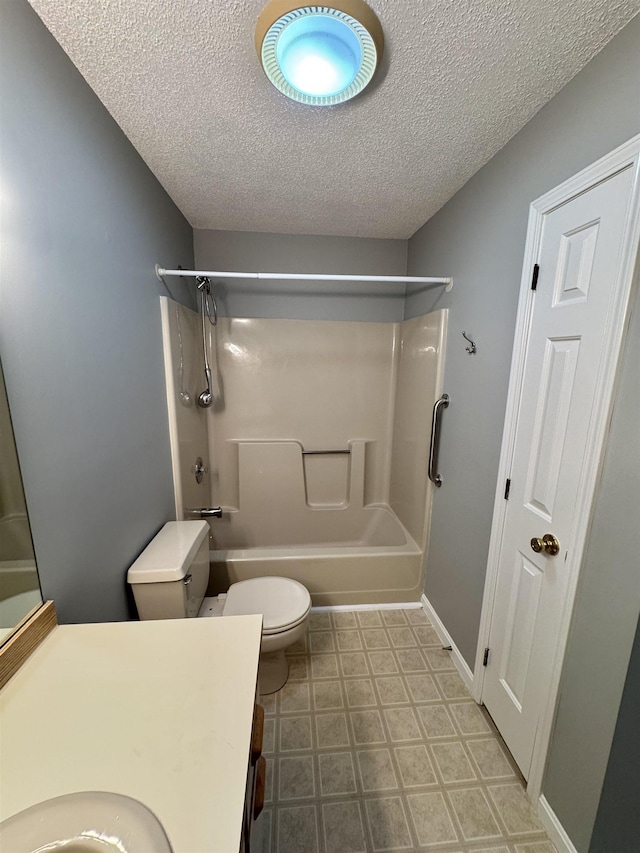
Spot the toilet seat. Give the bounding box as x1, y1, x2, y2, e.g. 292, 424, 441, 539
261, 608, 310, 636
222, 577, 311, 635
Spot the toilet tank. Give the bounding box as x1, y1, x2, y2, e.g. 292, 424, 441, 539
127, 521, 210, 620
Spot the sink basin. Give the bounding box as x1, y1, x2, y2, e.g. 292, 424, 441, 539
0, 791, 173, 852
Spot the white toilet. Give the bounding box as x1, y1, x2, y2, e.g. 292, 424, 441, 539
127, 520, 311, 693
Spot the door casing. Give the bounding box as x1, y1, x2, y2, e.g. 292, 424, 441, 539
473, 134, 640, 803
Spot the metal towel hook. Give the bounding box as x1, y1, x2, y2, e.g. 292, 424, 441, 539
462, 331, 477, 354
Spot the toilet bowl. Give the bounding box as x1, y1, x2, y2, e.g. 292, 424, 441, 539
221, 577, 311, 693
127, 521, 311, 694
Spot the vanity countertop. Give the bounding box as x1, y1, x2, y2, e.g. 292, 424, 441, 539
0, 615, 263, 852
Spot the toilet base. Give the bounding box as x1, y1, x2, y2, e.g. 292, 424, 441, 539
259, 649, 289, 694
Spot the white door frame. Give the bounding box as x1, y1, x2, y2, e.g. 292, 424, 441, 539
472, 134, 640, 802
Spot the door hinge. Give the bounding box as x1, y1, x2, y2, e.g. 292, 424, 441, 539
531, 263, 540, 291
504, 478, 511, 500
483, 648, 490, 666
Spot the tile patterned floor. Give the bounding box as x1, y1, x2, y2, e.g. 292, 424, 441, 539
258, 608, 557, 853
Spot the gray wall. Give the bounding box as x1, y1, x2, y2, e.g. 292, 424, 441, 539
405, 15, 640, 851
589, 615, 640, 853
194, 230, 407, 322
0, 1, 195, 623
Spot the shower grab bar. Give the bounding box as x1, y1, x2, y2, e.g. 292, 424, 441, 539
302, 449, 351, 455
428, 393, 450, 488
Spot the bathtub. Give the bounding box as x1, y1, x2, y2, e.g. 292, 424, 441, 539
208, 504, 424, 606
162, 308, 447, 608
0, 514, 34, 563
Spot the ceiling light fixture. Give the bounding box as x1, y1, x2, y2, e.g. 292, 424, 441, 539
256, 0, 384, 106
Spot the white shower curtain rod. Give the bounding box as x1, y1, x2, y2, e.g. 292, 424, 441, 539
155, 265, 453, 291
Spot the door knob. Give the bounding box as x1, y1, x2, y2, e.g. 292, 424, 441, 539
530, 534, 560, 556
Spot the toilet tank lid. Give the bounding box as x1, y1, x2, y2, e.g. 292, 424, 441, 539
127, 521, 209, 584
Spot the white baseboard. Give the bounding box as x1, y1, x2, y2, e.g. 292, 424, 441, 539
312, 602, 423, 613
537, 796, 578, 853
420, 594, 474, 693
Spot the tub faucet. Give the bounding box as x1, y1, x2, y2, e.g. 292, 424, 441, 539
192, 507, 223, 518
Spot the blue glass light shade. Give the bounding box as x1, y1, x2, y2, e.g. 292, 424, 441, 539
277, 15, 362, 97
258, 5, 381, 106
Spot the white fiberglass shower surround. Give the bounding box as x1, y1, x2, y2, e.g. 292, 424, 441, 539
160, 280, 448, 606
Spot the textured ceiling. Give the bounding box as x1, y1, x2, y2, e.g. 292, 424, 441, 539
28, 0, 638, 239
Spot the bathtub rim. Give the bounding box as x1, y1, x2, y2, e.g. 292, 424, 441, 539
209, 502, 420, 556
210, 540, 421, 562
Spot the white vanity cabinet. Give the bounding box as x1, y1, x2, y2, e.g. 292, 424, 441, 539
0, 616, 263, 853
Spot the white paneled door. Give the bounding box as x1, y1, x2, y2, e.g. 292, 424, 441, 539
480, 146, 639, 781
